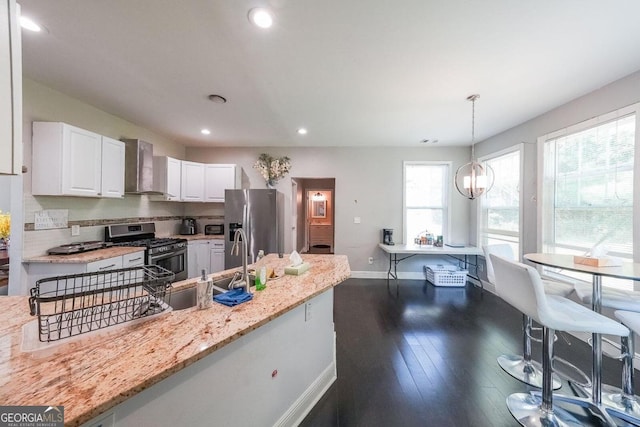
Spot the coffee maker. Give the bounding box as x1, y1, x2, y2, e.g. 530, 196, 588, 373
382, 229, 394, 245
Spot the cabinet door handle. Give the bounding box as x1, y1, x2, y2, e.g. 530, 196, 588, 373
127, 257, 142, 263
99, 264, 117, 270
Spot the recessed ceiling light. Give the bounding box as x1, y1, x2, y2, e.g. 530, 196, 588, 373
248, 8, 273, 29
208, 94, 227, 104
201, 129, 211, 135
20, 16, 42, 32
297, 128, 308, 135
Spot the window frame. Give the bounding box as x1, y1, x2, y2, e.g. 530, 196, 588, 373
477, 143, 524, 256
536, 102, 640, 289
402, 161, 451, 245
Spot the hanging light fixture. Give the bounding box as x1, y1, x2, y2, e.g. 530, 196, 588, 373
312, 192, 325, 201
454, 94, 494, 200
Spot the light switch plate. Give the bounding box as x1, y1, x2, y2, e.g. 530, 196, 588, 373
71, 224, 80, 236
354, 217, 361, 224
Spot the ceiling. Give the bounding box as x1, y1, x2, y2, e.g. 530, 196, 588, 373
17, 0, 640, 148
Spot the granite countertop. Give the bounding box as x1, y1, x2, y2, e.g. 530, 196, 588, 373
24, 246, 147, 264
0, 253, 351, 426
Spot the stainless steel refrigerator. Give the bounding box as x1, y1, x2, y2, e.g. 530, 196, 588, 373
224, 189, 285, 268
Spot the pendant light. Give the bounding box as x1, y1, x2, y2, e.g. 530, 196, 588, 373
454, 94, 494, 200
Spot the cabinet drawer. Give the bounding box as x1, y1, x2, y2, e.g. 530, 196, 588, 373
122, 251, 145, 268
86, 257, 123, 273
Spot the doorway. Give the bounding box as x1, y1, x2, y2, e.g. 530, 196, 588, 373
291, 178, 335, 254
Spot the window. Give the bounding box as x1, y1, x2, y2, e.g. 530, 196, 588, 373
403, 162, 450, 244
478, 145, 522, 255
539, 104, 638, 289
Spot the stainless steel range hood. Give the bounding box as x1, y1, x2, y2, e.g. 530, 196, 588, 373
122, 139, 159, 194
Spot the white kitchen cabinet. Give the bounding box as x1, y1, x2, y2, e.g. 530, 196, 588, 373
26, 250, 145, 291
204, 164, 239, 202
100, 136, 125, 198
180, 161, 205, 202
0, 0, 21, 175
209, 241, 225, 273
187, 239, 224, 277
187, 240, 208, 278
32, 122, 126, 198
152, 156, 181, 201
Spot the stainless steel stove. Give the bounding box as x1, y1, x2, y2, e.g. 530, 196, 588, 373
105, 223, 187, 281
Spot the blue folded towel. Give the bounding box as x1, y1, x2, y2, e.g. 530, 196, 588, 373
213, 288, 253, 307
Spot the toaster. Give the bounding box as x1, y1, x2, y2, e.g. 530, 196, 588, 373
204, 224, 224, 235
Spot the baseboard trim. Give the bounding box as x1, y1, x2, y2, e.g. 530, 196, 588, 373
275, 357, 337, 427
350, 271, 425, 280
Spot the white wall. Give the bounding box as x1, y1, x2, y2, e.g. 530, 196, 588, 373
474, 69, 640, 258
186, 146, 472, 273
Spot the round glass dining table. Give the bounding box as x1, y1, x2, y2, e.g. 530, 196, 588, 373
524, 253, 640, 408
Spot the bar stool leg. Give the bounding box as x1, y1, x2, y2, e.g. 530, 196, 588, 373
506, 328, 582, 426
498, 314, 562, 390
601, 331, 640, 424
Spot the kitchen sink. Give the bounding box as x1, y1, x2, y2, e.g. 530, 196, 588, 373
169, 276, 238, 310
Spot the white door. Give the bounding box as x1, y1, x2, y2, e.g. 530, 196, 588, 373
204, 164, 235, 202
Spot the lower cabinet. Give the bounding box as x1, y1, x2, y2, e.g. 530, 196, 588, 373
81, 289, 336, 427
26, 251, 145, 292
187, 239, 225, 278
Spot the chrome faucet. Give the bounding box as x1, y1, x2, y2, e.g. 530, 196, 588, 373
230, 228, 251, 294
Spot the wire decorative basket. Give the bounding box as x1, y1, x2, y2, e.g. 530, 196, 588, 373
28, 265, 175, 342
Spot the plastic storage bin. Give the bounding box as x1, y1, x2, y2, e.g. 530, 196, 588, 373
424, 263, 468, 287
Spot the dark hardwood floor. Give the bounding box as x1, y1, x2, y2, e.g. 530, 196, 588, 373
300, 278, 636, 427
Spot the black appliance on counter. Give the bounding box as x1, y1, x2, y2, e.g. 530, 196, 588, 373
382, 228, 395, 245
179, 218, 197, 235
204, 224, 224, 235
105, 222, 187, 281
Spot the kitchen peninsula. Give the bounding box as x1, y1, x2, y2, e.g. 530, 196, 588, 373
0, 254, 350, 426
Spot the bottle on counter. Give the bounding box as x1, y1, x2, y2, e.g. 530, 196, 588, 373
257, 249, 265, 262
255, 266, 267, 291
197, 269, 213, 309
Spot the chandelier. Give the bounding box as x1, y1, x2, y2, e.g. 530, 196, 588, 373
454, 94, 494, 199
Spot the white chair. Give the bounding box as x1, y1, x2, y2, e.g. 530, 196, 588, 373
491, 254, 629, 427
484, 244, 574, 389
574, 282, 640, 312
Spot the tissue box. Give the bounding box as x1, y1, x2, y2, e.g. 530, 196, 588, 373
573, 256, 622, 267
284, 262, 310, 275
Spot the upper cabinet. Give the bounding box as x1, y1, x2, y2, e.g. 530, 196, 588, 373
152, 156, 182, 201
0, 0, 22, 175
100, 136, 126, 198
181, 161, 205, 202
152, 159, 240, 203
32, 122, 125, 197
204, 164, 239, 202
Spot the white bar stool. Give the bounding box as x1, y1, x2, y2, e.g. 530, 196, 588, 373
491, 254, 629, 427
484, 244, 574, 390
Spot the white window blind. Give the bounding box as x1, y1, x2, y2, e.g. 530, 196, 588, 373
403, 162, 449, 244
479, 146, 522, 255
540, 106, 637, 289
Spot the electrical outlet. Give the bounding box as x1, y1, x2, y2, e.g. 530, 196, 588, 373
305, 302, 312, 321
368, 257, 373, 264
71, 225, 80, 236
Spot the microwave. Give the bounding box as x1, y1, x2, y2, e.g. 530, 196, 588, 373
204, 224, 224, 235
